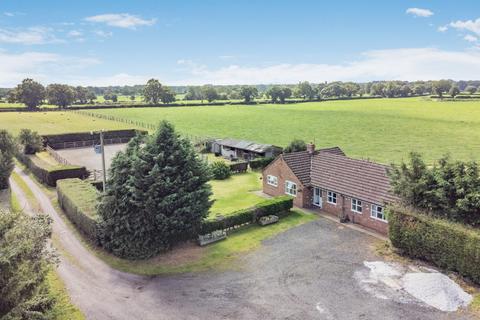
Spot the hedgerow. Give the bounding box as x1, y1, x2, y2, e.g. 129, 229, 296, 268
200, 196, 293, 234
57, 178, 100, 242
388, 205, 480, 284
249, 157, 274, 170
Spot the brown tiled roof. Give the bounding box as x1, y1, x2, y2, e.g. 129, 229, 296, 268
310, 152, 398, 205
282, 151, 312, 185
317, 146, 345, 156
281, 146, 346, 185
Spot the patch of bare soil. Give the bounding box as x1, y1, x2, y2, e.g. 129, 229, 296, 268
147, 241, 206, 267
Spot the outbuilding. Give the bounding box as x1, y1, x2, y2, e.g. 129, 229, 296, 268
211, 138, 282, 161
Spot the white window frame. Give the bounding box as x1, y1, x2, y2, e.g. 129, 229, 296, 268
285, 180, 297, 197
327, 191, 337, 204
371, 204, 387, 222
266, 175, 278, 187
351, 198, 362, 213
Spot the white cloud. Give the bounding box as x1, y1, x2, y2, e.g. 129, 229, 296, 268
4, 12, 14, 17
4, 48, 480, 87
438, 25, 448, 32
449, 18, 480, 36
174, 48, 480, 85
68, 30, 82, 37
464, 34, 478, 43
69, 73, 150, 86
406, 8, 434, 18
0, 27, 61, 45
85, 13, 156, 29
0, 51, 100, 87
94, 30, 113, 38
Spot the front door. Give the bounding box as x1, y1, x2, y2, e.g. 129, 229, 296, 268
313, 187, 322, 208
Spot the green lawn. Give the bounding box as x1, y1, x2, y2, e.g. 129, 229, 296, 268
85, 97, 480, 164
0, 111, 133, 135
208, 171, 264, 219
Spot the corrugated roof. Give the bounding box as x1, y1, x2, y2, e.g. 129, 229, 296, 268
216, 139, 278, 153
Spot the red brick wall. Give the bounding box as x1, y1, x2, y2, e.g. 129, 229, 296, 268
262, 157, 310, 208
315, 188, 388, 235
263, 158, 389, 235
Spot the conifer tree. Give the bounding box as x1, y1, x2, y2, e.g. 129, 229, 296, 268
98, 122, 212, 259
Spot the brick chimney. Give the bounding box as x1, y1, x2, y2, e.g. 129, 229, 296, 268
306, 142, 315, 154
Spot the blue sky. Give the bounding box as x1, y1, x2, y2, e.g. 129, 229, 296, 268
1, 0, 480, 86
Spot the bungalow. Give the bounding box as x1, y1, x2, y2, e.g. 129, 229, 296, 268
262, 144, 398, 234
211, 139, 282, 161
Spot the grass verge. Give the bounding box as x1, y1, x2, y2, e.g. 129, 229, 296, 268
94, 210, 317, 275
45, 270, 85, 320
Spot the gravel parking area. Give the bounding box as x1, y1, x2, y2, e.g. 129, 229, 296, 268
56, 143, 127, 171
148, 219, 471, 320
12, 167, 474, 319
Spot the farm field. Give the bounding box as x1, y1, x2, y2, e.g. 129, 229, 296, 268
0, 111, 132, 135
86, 97, 480, 164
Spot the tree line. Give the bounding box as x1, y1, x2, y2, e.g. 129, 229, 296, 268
3, 78, 480, 109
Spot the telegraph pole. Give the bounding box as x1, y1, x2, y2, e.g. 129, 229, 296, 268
99, 130, 106, 193
91, 130, 107, 192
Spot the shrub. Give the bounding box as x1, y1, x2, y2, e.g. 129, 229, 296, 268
57, 179, 99, 242
210, 161, 231, 180
18, 129, 43, 154
284, 139, 307, 153
249, 157, 274, 170
0, 151, 14, 190
200, 196, 293, 234
388, 205, 480, 284
389, 153, 480, 226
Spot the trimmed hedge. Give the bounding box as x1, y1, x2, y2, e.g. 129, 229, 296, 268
200, 196, 293, 234
388, 205, 480, 284
229, 161, 248, 174
57, 178, 100, 242
249, 157, 274, 170
16, 152, 87, 187
42, 129, 147, 149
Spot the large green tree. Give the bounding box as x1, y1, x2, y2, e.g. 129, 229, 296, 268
0, 130, 15, 189
201, 86, 219, 103
98, 122, 212, 259
46, 84, 76, 108
143, 79, 176, 104
295, 81, 315, 100
266, 86, 291, 103
0, 210, 55, 319
432, 80, 452, 98
13, 79, 46, 109
18, 129, 42, 155
239, 86, 258, 103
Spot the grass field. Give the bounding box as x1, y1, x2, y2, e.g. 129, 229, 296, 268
0, 111, 132, 135
85, 97, 480, 164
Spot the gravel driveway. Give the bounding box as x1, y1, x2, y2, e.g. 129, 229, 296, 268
10, 167, 473, 320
